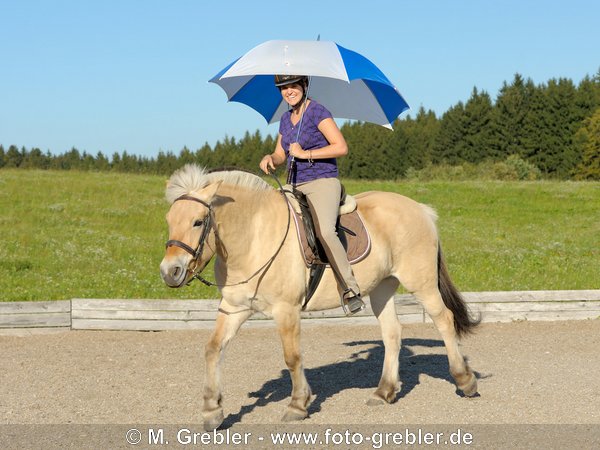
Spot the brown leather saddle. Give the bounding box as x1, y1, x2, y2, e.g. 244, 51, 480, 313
286, 186, 371, 308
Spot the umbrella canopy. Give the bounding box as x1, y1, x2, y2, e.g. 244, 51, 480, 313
209, 40, 409, 128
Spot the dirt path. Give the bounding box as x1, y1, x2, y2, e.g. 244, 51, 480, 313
1, 320, 599, 448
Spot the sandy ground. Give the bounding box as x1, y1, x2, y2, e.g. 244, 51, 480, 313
1, 320, 599, 448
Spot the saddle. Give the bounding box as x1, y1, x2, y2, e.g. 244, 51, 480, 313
285, 185, 371, 308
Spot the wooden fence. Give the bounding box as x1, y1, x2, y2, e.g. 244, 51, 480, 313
1, 290, 599, 332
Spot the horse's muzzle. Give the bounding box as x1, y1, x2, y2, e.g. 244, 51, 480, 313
160, 257, 189, 288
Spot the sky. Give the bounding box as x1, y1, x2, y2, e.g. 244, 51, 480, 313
1, 0, 599, 158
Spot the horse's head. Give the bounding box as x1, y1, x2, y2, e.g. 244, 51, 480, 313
160, 181, 222, 288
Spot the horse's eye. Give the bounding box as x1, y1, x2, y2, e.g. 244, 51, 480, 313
193, 219, 204, 228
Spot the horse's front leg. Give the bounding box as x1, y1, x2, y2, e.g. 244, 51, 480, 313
202, 302, 253, 431
272, 304, 312, 422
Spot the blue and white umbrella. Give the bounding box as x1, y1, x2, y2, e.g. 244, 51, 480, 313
209, 40, 409, 129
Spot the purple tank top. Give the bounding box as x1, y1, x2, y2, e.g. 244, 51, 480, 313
279, 100, 339, 184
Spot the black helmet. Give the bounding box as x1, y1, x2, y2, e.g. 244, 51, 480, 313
274, 74, 308, 88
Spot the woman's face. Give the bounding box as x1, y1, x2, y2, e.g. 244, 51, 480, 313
279, 83, 304, 107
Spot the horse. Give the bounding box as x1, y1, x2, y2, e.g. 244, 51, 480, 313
159, 164, 479, 430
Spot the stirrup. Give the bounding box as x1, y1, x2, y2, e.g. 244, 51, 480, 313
341, 289, 365, 316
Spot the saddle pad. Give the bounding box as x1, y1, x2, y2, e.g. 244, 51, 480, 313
289, 205, 371, 267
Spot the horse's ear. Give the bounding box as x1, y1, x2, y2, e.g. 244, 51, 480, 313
197, 181, 223, 204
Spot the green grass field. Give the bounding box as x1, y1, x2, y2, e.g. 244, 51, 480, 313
1, 169, 598, 301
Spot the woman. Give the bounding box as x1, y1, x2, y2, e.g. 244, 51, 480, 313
259, 74, 364, 315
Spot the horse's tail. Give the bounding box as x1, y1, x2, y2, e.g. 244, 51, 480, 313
437, 244, 481, 337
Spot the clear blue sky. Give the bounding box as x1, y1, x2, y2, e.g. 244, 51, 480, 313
1, 0, 598, 158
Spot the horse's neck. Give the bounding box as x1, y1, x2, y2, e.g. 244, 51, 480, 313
214, 186, 286, 262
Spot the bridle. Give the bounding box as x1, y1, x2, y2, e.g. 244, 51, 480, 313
164, 174, 292, 288
165, 194, 214, 280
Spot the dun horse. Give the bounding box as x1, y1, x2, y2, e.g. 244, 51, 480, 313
160, 164, 479, 430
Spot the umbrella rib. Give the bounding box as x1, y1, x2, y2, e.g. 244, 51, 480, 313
226, 76, 255, 101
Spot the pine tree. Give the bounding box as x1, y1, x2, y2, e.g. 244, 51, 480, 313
432, 101, 466, 164
195, 143, 214, 168
95, 152, 110, 171
5, 145, 24, 167
574, 108, 600, 180
528, 78, 579, 177
391, 107, 439, 174
461, 88, 496, 162
491, 74, 536, 160
179, 147, 195, 166
22, 147, 49, 169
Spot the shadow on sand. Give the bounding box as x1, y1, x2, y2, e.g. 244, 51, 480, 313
221, 338, 482, 428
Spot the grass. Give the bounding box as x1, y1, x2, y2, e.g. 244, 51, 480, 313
0, 169, 598, 302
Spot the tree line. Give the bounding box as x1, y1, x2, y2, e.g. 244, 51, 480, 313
2, 71, 599, 180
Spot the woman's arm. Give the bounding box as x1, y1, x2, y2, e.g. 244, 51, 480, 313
259, 134, 287, 173
288, 117, 348, 160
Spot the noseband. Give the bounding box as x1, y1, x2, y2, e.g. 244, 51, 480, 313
165, 195, 214, 271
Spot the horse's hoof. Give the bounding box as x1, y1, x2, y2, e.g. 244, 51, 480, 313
203, 410, 224, 431
460, 375, 478, 397
368, 386, 396, 405
282, 408, 308, 422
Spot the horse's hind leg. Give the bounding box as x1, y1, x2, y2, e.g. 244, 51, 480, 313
202, 303, 253, 431
415, 287, 477, 396
368, 277, 402, 405
272, 303, 312, 422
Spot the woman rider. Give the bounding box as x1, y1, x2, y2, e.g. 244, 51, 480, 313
259, 74, 364, 315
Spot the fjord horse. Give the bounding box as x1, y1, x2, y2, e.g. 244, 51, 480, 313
159, 164, 478, 430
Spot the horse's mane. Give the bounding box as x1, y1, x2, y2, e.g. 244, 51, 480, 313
165, 164, 273, 204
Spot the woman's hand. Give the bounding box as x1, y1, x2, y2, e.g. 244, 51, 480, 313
259, 134, 287, 173
259, 154, 276, 174
289, 143, 309, 160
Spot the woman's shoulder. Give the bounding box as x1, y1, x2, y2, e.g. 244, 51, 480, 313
279, 109, 292, 129
308, 100, 333, 121
281, 108, 292, 120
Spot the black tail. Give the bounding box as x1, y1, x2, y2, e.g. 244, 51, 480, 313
437, 244, 481, 337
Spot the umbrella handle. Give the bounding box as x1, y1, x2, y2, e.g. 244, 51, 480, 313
286, 74, 312, 186
286, 159, 296, 185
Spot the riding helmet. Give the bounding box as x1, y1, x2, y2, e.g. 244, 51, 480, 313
274, 74, 309, 88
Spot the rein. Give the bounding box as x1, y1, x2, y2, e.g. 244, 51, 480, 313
165, 171, 292, 289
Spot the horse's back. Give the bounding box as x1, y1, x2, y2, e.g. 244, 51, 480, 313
355, 190, 436, 224
354, 190, 439, 250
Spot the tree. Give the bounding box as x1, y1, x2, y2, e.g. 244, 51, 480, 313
490, 74, 537, 160
340, 121, 394, 179
575, 74, 600, 120
574, 108, 600, 180
525, 78, 579, 177
178, 146, 195, 166
21, 147, 49, 169
155, 150, 179, 175
4, 145, 24, 167
461, 88, 496, 162
95, 152, 110, 171
432, 101, 466, 164
392, 107, 439, 174
195, 143, 214, 168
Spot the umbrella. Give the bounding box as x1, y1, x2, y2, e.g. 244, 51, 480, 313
209, 40, 409, 129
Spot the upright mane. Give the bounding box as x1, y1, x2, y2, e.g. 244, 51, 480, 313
165, 164, 273, 204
